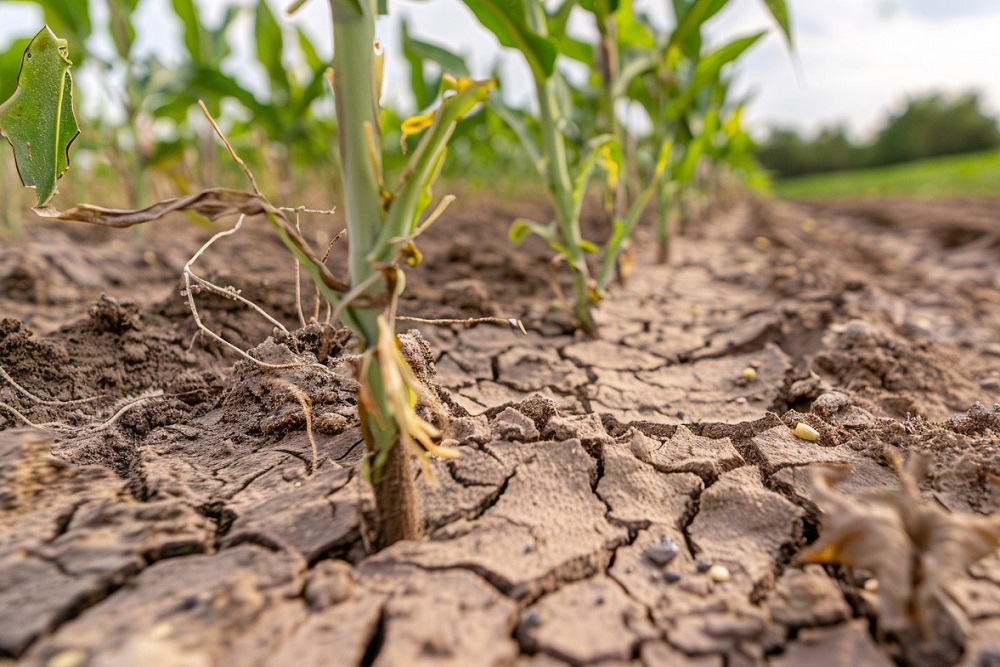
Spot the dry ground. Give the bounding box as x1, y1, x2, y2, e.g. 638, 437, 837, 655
2, 194, 1000, 666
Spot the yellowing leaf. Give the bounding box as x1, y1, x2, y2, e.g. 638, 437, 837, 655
599, 144, 619, 189
401, 109, 436, 135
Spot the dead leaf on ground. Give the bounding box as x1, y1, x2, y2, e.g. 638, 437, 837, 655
803, 450, 1000, 666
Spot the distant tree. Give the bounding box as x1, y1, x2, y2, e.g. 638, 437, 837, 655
756, 124, 864, 178
756, 91, 1000, 178
870, 92, 1000, 165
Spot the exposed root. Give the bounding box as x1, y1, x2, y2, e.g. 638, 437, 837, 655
0, 365, 102, 406
272, 379, 319, 475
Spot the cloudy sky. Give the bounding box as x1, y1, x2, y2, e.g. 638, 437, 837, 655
2, 0, 999, 139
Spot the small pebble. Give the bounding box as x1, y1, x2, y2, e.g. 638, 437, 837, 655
664, 569, 682, 583
696, 558, 710, 573
521, 610, 542, 628
149, 622, 173, 640
708, 564, 730, 582
645, 535, 681, 566
793, 422, 820, 441
742, 367, 757, 380
46, 650, 88, 667
863, 578, 879, 593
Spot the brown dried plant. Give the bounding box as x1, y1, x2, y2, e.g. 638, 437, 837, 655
804, 450, 1000, 664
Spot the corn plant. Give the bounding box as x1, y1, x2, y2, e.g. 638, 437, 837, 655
1, 7, 491, 546
629, 0, 792, 260
458, 0, 790, 333
458, 0, 616, 334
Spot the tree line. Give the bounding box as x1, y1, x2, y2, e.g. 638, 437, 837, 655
756, 92, 1000, 178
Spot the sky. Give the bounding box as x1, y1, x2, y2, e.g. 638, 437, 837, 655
1, 0, 999, 140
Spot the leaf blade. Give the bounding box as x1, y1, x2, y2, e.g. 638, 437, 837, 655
0, 27, 81, 207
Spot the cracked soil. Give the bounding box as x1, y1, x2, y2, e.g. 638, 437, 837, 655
2, 194, 1000, 666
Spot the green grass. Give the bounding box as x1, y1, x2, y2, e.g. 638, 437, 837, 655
773, 150, 1000, 199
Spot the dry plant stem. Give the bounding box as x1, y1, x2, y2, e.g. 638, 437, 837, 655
0, 402, 56, 429
197, 100, 262, 196
1, 390, 163, 432
396, 315, 528, 334
293, 214, 308, 328
92, 391, 164, 431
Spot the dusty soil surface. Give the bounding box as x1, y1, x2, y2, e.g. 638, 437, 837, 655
2, 193, 1000, 666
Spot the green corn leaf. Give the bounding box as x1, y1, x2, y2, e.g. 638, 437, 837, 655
296, 27, 324, 72
9, 1, 93, 64
107, 0, 140, 60
671, 31, 764, 118
760, 0, 793, 47
371, 78, 494, 262
255, 0, 290, 106
547, 0, 576, 34
0, 27, 80, 207
401, 20, 432, 110
486, 95, 546, 180
171, 0, 206, 64
509, 217, 557, 244
669, 0, 729, 58
402, 19, 470, 110
613, 51, 657, 101
401, 24, 470, 78
459, 0, 557, 80
547, 1, 595, 64
614, 0, 655, 51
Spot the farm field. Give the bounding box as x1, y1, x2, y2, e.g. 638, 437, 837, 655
773, 150, 1000, 199
3, 192, 1000, 666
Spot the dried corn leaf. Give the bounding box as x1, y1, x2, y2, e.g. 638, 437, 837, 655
34, 187, 349, 295
803, 451, 1000, 665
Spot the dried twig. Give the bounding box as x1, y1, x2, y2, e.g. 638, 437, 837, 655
395, 315, 527, 334
198, 100, 261, 196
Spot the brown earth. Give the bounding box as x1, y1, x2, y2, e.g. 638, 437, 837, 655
2, 192, 1000, 666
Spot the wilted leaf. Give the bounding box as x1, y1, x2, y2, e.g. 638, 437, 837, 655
803, 451, 1000, 664
0, 27, 80, 207
34, 187, 349, 296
